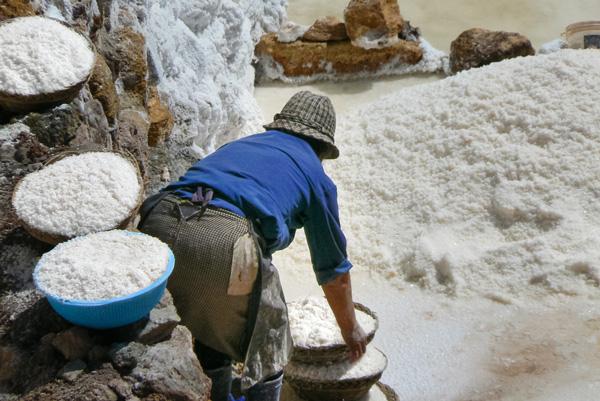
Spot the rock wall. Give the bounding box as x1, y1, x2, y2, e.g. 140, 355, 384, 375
0, 0, 286, 399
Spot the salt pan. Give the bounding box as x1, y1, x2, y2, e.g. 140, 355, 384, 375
288, 297, 378, 347
35, 230, 169, 301
285, 345, 387, 381
13, 152, 141, 238
0, 16, 95, 96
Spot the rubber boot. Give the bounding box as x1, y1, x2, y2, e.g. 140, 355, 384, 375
204, 365, 233, 401
245, 371, 283, 401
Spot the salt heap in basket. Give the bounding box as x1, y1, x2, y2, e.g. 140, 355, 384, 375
12, 151, 142, 244
0, 16, 96, 112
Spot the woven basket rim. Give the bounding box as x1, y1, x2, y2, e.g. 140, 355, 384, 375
285, 346, 388, 387
0, 16, 96, 110
11, 147, 144, 245
375, 382, 399, 401
291, 301, 379, 363
286, 371, 384, 390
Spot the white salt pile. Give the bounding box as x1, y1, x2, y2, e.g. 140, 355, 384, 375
0, 16, 95, 96
286, 345, 387, 381
36, 230, 170, 301
288, 297, 377, 347
13, 152, 141, 238
275, 50, 600, 302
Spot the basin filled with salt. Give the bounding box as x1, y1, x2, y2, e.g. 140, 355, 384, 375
0, 16, 96, 113
34, 230, 174, 329
12, 150, 143, 244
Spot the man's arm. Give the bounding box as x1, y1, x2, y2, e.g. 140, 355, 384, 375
322, 272, 367, 360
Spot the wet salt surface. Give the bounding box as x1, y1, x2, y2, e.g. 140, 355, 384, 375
280, 269, 600, 401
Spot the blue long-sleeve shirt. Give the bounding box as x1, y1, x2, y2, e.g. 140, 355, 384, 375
163, 130, 352, 285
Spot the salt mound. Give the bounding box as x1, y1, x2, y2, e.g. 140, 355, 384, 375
286, 345, 387, 381
36, 230, 169, 301
288, 297, 378, 348
276, 50, 600, 301
0, 16, 95, 96
13, 152, 141, 238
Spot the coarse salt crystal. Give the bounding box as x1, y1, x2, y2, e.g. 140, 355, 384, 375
288, 296, 378, 348
35, 230, 169, 301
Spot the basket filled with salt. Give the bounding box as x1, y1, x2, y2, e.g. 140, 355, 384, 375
33, 230, 174, 329
12, 148, 143, 245
285, 346, 388, 401
288, 297, 379, 363
0, 16, 96, 113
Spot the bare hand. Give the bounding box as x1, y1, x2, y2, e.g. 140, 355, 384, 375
341, 322, 367, 361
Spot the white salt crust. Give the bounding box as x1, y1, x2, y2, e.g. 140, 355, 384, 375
274, 50, 600, 302
285, 345, 387, 381
36, 230, 169, 301
13, 152, 140, 238
277, 20, 309, 43
288, 297, 377, 348
0, 16, 95, 96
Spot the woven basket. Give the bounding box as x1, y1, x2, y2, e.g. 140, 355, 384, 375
375, 382, 399, 401
11, 147, 144, 245
285, 348, 387, 401
291, 302, 379, 364
0, 17, 96, 114
282, 381, 398, 401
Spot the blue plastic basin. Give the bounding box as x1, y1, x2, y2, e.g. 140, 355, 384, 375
33, 232, 175, 330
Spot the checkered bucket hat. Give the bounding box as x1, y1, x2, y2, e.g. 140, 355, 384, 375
264, 91, 339, 159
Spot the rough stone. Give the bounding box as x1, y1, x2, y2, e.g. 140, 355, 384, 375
0, 0, 36, 22
450, 28, 535, 73
114, 109, 150, 178
96, 26, 148, 108
135, 290, 180, 345
19, 367, 122, 401
255, 32, 422, 77
58, 359, 87, 383
87, 345, 110, 367
0, 346, 21, 381
0, 331, 64, 394
109, 342, 146, 373
147, 87, 174, 147
21, 94, 111, 149
5, 293, 68, 347
303, 16, 348, 42
108, 377, 138, 401
129, 326, 210, 401
344, 0, 404, 46
88, 53, 120, 122
52, 327, 94, 361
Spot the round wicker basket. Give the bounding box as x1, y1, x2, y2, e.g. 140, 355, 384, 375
285, 348, 388, 401
11, 147, 144, 245
0, 17, 96, 114
291, 302, 379, 364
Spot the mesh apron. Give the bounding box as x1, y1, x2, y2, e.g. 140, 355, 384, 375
139, 195, 292, 388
